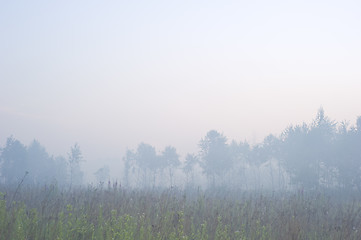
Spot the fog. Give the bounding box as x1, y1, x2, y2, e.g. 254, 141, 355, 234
1, 108, 361, 192
1, 1, 361, 188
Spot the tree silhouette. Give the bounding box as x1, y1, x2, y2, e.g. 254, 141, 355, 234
135, 143, 158, 187
123, 149, 136, 187
333, 116, 361, 191
68, 143, 84, 187
281, 124, 315, 188
53, 155, 68, 185
199, 130, 232, 187
0, 136, 27, 184
280, 108, 338, 189
27, 140, 53, 184
228, 140, 251, 188
162, 146, 180, 187
183, 153, 198, 187
357, 116, 361, 132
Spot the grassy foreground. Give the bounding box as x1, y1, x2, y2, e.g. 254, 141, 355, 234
0, 184, 361, 240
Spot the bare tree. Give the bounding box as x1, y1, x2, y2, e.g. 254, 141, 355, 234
68, 143, 84, 187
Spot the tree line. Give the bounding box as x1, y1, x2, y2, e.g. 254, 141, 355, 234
0, 139, 83, 187
123, 108, 361, 191
1, 107, 361, 191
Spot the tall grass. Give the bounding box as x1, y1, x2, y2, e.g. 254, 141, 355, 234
0, 183, 360, 239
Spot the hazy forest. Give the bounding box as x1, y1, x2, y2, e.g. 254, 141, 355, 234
1, 107, 361, 191
1, 108, 361, 239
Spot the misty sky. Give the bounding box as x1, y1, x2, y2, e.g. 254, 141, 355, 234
1, 0, 361, 176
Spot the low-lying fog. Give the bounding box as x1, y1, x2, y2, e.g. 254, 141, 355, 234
1, 1, 361, 191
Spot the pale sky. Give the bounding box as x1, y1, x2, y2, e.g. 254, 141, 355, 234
1, 0, 361, 178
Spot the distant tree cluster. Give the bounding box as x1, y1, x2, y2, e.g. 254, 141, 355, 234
123, 108, 361, 191
123, 143, 180, 188
1, 108, 360, 192
278, 108, 361, 191
0, 138, 84, 186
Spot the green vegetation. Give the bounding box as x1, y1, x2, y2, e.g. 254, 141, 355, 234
1, 184, 360, 240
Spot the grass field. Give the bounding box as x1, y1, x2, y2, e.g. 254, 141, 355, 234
1, 183, 361, 240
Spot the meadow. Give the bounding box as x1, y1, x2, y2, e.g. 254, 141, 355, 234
1, 183, 361, 240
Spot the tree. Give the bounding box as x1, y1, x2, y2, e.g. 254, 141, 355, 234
280, 108, 337, 189
135, 143, 158, 187
308, 107, 337, 188
68, 143, 84, 187
123, 149, 136, 187
199, 130, 232, 187
280, 124, 315, 188
183, 153, 198, 187
53, 156, 68, 185
357, 116, 361, 132
228, 140, 251, 189
333, 116, 361, 191
162, 146, 180, 187
27, 140, 53, 184
0, 137, 28, 184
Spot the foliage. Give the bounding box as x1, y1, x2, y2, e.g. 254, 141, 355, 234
124, 143, 180, 188
0, 137, 68, 186
2, 107, 361, 191
162, 146, 180, 187
183, 154, 198, 186
199, 130, 232, 187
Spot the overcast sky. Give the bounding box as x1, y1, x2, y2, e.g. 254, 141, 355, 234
1, 0, 361, 177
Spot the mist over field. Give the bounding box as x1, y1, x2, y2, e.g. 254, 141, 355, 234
1, 1, 361, 239
1, 0, 361, 183
1, 107, 361, 191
